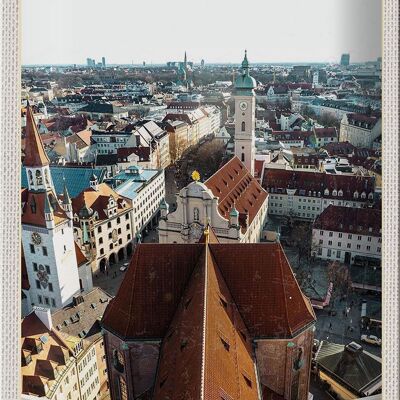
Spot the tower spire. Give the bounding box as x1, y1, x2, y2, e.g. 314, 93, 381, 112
24, 102, 50, 167
242, 49, 249, 75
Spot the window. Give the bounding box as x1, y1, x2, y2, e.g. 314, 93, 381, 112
99, 238, 103, 244
117, 217, 121, 224
356, 244, 361, 250
109, 244, 113, 250
318, 248, 322, 255
38, 295, 43, 304
98, 226, 102, 233
51, 298, 56, 307
48, 283, 53, 292
348, 234, 352, 239
193, 208, 200, 222
367, 246, 371, 251
107, 222, 111, 229
241, 121, 245, 131
42, 246, 48, 256
327, 249, 332, 257
337, 251, 341, 258
329, 232, 333, 237
125, 213, 129, 220
357, 236, 362, 241
319, 239, 323, 245
338, 233, 342, 238
100, 248, 104, 255
328, 241, 332, 246
45, 265, 50, 274
36, 280, 41, 289
241, 153, 245, 162
44, 297, 49, 305
30, 244, 35, 254
320, 231, 324, 236
377, 247, 381, 253
338, 242, 342, 247
33, 262, 38, 272
127, 234, 131, 240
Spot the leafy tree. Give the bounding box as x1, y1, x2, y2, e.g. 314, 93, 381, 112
327, 261, 352, 309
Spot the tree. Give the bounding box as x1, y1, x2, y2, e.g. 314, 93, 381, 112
327, 261, 352, 309
289, 222, 313, 268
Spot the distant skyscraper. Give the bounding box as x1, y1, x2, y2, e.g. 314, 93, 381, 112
201, 59, 205, 68
102, 57, 106, 67
340, 53, 350, 66
86, 58, 91, 67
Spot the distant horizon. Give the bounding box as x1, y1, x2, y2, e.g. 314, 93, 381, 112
23, 0, 382, 65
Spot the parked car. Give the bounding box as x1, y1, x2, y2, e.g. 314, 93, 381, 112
120, 263, 129, 272
361, 334, 382, 346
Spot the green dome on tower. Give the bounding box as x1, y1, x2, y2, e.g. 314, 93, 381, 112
235, 50, 256, 90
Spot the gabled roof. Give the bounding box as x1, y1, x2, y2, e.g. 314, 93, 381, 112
24, 104, 50, 167
205, 156, 268, 233
102, 241, 315, 398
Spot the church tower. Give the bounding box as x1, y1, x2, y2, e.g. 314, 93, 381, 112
234, 50, 256, 176
21, 103, 81, 312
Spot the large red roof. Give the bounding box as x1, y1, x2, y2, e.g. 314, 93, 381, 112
263, 169, 375, 201
205, 156, 268, 233
313, 205, 381, 237
102, 241, 315, 399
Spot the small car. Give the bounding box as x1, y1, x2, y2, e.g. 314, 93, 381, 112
361, 334, 382, 346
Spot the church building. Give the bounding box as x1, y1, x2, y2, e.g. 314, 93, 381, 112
21, 104, 82, 313
158, 156, 268, 243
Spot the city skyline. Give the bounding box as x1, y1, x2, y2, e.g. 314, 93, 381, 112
23, 0, 382, 65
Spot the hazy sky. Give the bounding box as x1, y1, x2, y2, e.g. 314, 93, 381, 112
22, 0, 382, 65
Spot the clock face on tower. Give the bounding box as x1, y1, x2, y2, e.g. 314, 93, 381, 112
239, 101, 248, 111
31, 232, 42, 245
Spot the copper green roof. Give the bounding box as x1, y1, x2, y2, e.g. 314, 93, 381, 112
235, 50, 256, 90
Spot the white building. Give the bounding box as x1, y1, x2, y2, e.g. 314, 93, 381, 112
111, 166, 165, 238
234, 50, 257, 176
21, 104, 81, 312
312, 205, 381, 264
263, 169, 376, 221
158, 156, 268, 244
340, 113, 382, 148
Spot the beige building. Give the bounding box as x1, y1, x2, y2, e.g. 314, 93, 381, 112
340, 114, 382, 148
159, 156, 268, 244
72, 176, 134, 273
21, 307, 97, 400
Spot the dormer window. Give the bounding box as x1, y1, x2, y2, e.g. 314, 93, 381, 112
332, 190, 337, 196
338, 190, 343, 197
324, 189, 329, 196
361, 192, 366, 199
354, 191, 359, 199
368, 193, 374, 199
36, 342, 43, 354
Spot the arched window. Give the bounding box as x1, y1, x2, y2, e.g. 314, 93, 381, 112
354, 191, 359, 199
44, 169, 50, 185
35, 170, 43, 185
241, 121, 245, 132
28, 170, 33, 185
112, 349, 124, 373
241, 153, 245, 162
193, 207, 199, 222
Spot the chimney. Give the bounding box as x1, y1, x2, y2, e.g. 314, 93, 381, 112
33, 306, 53, 331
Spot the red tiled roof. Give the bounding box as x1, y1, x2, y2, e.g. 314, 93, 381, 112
347, 113, 379, 126
205, 157, 268, 233
323, 142, 356, 156
272, 131, 313, 141
72, 183, 132, 223
103, 241, 315, 399
102, 243, 315, 340
74, 242, 88, 267
24, 104, 50, 167
314, 127, 338, 138
254, 159, 265, 179
313, 205, 381, 237
22, 190, 69, 228
293, 154, 320, 167
117, 147, 151, 162
263, 169, 375, 201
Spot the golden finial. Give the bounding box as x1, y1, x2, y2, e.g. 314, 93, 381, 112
191, 170, 201, 182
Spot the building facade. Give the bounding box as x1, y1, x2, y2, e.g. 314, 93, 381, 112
340, 114, 382, 148
158, 157, 268, 244
263, 169, 375, 221
312, 205, 381, 264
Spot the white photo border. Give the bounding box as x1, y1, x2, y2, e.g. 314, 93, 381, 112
0, 0, 398, 399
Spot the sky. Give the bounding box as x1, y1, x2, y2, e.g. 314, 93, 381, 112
22, 0, 382, 65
